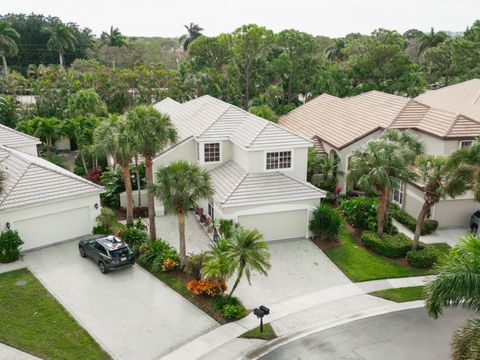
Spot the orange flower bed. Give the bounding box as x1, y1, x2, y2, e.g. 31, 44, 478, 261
162, 258, 179, 272
187, 279, 227, 297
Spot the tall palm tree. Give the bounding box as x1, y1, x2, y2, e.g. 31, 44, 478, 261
325, 38, 346, 62
201, 239, 234, 290
150, 161, 213, 265
425, 234, 480, 360
126, 106, 177, 240
180, 23, 203, 51
226, 228, 271, 298
419, 27, 447, 55
412, 155, 464, 249
100, 26, 128, 47
93, 119, 136, 225
46, 23, 77, 67
348, 138, 417, 236
447, 138, 480, 202
0, 21, 20, 81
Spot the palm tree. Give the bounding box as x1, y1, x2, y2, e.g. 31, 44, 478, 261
419, 27, 447, 55
46, 23, 77, 67
201, 239, 234, 290
425, 234, 480, 360
226, 228, 271, 298
93, 119, 136, 225
126, 106, 177, 240
325, 38, 346, 62
412, 155, 464, 249
150, 161, 213, 265
180, 23, 204, 51
447, 138, 480, 202
0, 21, 20, 81
100, 26, 128, 47
348, 138, 417, 236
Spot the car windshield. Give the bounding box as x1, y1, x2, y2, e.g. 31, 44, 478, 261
109, 247, 131, 258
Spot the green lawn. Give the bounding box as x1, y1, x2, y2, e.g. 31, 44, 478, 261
323, 228, 450, 282
370, 286, 426, 302
0, 268, 110, 360
240, 323, 277, 340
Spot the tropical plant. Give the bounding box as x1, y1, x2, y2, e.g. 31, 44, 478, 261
17, 116, 62, 155
0, 20, 20, 80
100, 26, 127, 47
93, 118, 136, 224
126, 106, 177, 240
425, 234, 480, 359
325, 38, 346, 62
201, 239, 234, 286
150, 161, 213, 265
45, 22, 77, 67
310, 155, 338, 192
0, 229, 24, 263
180, 23, 203, 51
447, 138, 480, 202
226, 228, 271, 298
309, 204, 342, 241
67, 88, 108, 118
419, 28, 447, 55
0, 95, 19, 127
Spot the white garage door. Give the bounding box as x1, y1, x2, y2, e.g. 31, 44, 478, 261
15, 207, 92, 250
238, 210, 307, 241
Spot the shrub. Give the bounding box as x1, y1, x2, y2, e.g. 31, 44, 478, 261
361, 231, 412, 258
121, 228, 148, 249
92, 225, 111, 235
212, 296, 242, 311
309, 204, 342, 241
187, 279, 227, 297
138, 239, 179, 268
390, 204, 439, 235
162, 258, 179, 272
0, 230, 24, 263
96, 208, 116, 229
184, 252, 206, 280
422, 220, 439, 235
406, 246, 437, 268
222, 304, 246, 320
340, 197, 394, 233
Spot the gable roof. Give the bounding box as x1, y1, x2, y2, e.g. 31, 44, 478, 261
0, 124, 41, 148
415, 79, 480, 121
154, 95, 311, 150
209, 161, 325, 207
0, 146, 103, 211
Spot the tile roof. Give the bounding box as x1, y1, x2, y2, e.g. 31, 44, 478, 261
0, 146, 103, 210
0, 124, 41, 148
415, 79, 480, 121
209, 161, 325, 206
154, 95, 311, 150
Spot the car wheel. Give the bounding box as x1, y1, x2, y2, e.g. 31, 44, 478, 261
79, 247, 86, 258
472, 226, 478, 235
98, 261, 108, 274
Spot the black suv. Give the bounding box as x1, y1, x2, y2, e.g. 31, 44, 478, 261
471, 210, 480, 235
79, 235, 134, 274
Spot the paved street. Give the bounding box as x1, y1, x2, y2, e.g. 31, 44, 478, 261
260, 308, 472, 360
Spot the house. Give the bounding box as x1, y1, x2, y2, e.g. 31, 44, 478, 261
279, 80, 480, 228
152, 95, 326, 241
0, 126, 103, 251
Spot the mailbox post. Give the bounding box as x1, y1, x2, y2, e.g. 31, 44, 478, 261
253, 305, 270, 333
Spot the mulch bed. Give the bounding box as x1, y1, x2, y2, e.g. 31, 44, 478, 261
115, 207, 148, 221
310, 237, 341, 251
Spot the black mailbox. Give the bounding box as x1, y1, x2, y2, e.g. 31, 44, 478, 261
259, 305, 270, 315
253, 308, 264, 318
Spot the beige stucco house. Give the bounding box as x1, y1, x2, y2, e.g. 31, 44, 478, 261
279, 80, 480, 228
152, 95, 325, 241
0, 126, 103, 251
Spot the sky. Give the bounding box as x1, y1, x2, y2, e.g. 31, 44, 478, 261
1, 0, 479, 38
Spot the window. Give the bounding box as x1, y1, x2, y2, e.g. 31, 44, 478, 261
460, 140, 473, 149
208, 198, 214, 219
392, 181, 404, 206
204, 143, 220, 163
94, 242, 107, 254
266, 151, 292, 170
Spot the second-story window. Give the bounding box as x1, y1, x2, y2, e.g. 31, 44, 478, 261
266, 151, 292, 170
204, 143, 220, 162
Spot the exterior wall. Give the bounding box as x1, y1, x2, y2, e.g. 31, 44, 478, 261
0, 194, 101, 251
403, 183, 425, 222
434, 198, 479, 228
232, 143, 249, 171
54, 136, 71, 151
12, 144, 38, 157
120, 189, 148, 208
199, 140, 232, 171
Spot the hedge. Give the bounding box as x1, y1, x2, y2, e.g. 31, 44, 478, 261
406, 246, 438, 268
390, 204, 439, 235
361, 231, 412, 258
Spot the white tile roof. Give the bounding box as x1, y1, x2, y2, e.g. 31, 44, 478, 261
154, 95, 311, 150
0, 124, 41, 148
0, 146, 103, 210
209, 161, 325, 206
415, 79, 480, 122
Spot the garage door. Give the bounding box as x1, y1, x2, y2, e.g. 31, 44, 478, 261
14, 207, 92, 250
238, 210, 307, 241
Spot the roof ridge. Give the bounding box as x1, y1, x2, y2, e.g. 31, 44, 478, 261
0, 124, 41, 144
197, 106, 234, 138
222, 165, 249, 204
246, 121, 269, 148
0, 153, 32, 206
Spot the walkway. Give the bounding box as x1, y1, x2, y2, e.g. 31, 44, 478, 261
0, 343, 41, 360
161, 275, 435, 359
393, 219, 468, 247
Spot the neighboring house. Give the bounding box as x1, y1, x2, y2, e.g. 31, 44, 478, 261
153, 95, 325, 241
0, 126, 103, 251
279, 80, 480, 228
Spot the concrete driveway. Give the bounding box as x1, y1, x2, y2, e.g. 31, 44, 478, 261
16, 241, 217, 360
261, 308, 472, 360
